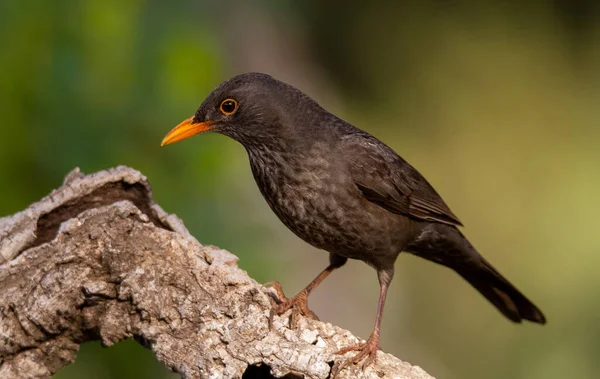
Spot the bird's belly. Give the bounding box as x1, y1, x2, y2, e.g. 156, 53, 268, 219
266, 183, 410, 265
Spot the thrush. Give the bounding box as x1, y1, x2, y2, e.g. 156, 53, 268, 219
161, 72, 546, 374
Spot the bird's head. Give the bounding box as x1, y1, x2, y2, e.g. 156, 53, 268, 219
161, 73, 323, 149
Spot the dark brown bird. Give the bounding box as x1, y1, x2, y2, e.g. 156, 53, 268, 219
161, 72, 546, 373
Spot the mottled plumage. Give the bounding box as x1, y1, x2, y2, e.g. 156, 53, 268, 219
162, 72, 546, 374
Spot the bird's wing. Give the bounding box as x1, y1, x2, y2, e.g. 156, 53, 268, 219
341, 133, 462, 226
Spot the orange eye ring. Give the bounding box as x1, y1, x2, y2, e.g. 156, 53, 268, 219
219, 98, 238, 115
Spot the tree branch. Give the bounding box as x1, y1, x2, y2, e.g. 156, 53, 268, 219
0, 166, 434, 379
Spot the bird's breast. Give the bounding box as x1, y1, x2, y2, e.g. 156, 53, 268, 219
247, 146, 409, 264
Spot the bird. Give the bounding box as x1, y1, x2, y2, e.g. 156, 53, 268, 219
161, 72, 546, 374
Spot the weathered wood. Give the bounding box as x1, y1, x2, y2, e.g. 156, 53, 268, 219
0, 166, 434, 379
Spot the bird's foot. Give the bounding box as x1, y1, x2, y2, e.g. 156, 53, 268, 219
332, 335, 379, 377
264, 281, 319, 329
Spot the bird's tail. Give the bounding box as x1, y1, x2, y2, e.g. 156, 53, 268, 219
455, 255, 546, 324
407, 224, 546, 324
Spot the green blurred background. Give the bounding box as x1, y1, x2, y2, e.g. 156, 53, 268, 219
1, 1, 599, 378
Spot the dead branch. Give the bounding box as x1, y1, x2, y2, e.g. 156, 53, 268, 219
0, 166, 434, 379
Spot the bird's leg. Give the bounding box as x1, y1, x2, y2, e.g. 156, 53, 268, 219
332, 268, 393, 376
266, 264, 336, 327
266, 254, 347, 328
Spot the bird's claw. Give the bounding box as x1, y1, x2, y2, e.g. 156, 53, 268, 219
264, 281, 287, 303
264, 281, 319, 329
331, 337, 379, 377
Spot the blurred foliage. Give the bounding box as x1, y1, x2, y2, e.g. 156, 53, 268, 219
56, 341, 178, 379
1, 1, 599, 378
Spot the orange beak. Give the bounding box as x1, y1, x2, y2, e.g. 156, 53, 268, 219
161, 117, 215, 146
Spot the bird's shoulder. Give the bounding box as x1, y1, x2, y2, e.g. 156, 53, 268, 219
338, 131, 462, 226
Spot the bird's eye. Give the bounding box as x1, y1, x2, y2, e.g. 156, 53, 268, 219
219, 99, 238, 115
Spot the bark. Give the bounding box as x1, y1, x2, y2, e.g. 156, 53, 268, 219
0, 166, 434, 379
